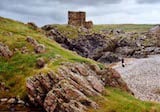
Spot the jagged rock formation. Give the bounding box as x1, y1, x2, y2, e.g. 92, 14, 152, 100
26, 63, 130, 112
42, 26, 118, 63
0, 42, 13, 58
115, 32, 160, 58
42, 25, 160, 63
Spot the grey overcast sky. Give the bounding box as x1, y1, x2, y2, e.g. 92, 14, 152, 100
0, 0, 160, 26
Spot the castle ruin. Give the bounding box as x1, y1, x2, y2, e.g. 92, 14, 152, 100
68, 11, 93, 29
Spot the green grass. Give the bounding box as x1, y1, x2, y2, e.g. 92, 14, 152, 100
48, 24, 155, 40
50, 24, 86, 39
89, 88, 160, 112
93, 24, 155, 33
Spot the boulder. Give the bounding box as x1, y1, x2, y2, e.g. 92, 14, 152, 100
26, 37, 46, 54
109, 29, 125, 35
0, 98, 8, 102
2, 32, 13, 37
0, 82, 9, 91
41, 25, 56, 31
36, 58, 46, 68
7, 98, 17, 104
0, 42, 13, 58
27, 22, 38, 30
115, 47, 135, 57
97, 52, 120, 63
21, 46, 28, 54
34, 44, 45, 53
26, 36, 38, 46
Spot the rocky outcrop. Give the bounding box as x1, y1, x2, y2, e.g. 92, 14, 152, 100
43, 27, 72, 49
34, 44, 45, 53
97, 52, 120, 63
27, 22, 38, 30
115, 32, 160, 58
71, 34, 116, 58
0, 42, 13, 58
42, 25, 160, 64
26, 63, 130, 112
26, 36, 38, 46
42, 26, 117, 63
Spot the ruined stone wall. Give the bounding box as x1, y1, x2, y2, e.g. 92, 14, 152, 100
68, 11, 93, 29
68, 11, 86, 26
84, 21, 93, 29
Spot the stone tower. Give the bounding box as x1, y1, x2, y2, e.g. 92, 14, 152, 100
68, 11, 93, 29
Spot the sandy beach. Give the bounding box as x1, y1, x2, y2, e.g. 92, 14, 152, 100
112, 55, 160, 102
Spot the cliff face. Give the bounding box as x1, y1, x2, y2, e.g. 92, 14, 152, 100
26, 63, 130, 112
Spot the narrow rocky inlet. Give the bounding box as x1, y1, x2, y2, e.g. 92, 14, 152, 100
113, 55, 160, 102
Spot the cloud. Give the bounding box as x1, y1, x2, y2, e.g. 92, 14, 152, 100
137, 0, 160, 4
0, 0, 122, 26
0, 0, 68, 25
57, 0, 122, 6
0, 0, 160, 26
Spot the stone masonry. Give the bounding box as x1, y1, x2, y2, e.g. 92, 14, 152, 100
68, 11, 93, 29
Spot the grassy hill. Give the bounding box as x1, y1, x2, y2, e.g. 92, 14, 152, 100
0, 17, 96, 98
0, 17, 160, 112
93, 24, 155, 33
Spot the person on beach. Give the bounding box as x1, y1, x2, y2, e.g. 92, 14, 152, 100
122, 58, 125, 67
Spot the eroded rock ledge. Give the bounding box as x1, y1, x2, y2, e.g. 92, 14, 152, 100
26, 63, 130, 112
